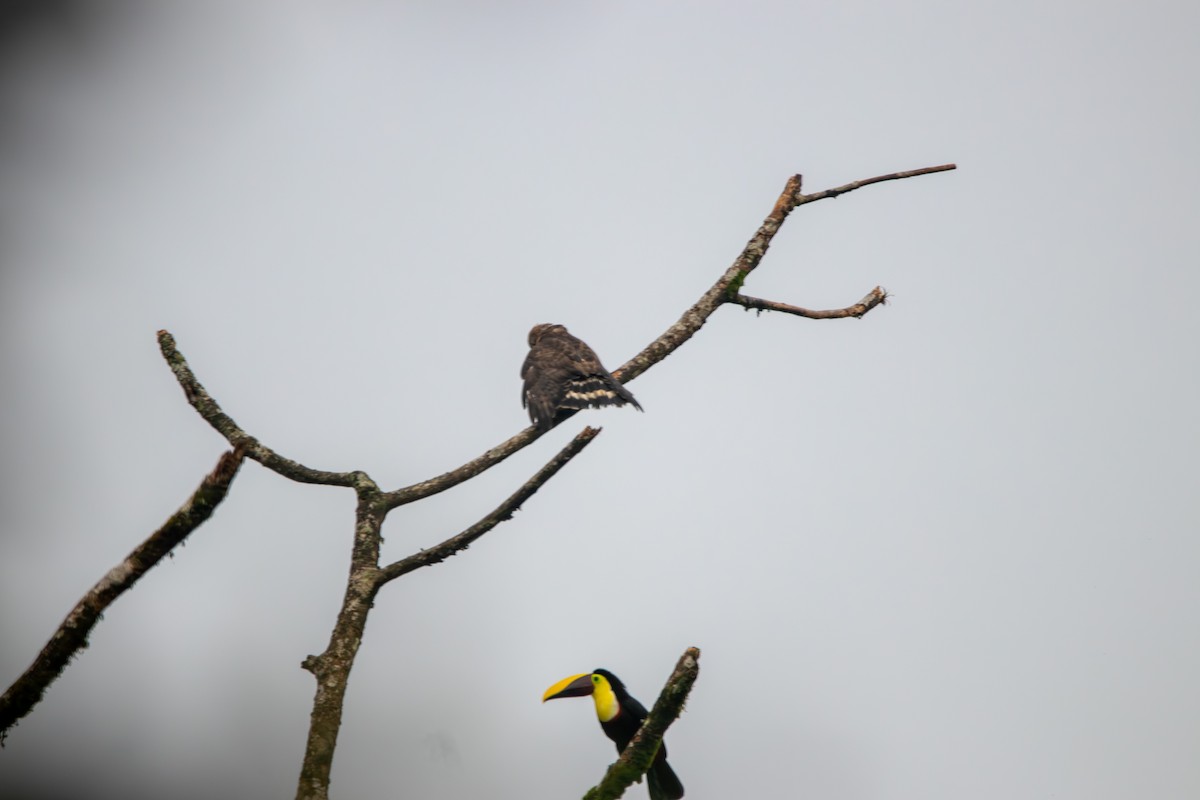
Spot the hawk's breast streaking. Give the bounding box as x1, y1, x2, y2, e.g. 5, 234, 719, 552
521, 324, 642, 432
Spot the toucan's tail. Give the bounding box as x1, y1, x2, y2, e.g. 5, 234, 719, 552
648, 758, 684, 800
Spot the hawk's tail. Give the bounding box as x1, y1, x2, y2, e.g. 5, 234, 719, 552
559, 374, 642, 413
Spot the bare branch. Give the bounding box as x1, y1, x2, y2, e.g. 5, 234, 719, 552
381, 425, 542, 510
731, 286, 889, 319
584, 647, 702, 800
141, 164, 952, 800
794, 163, 957, 207
295, 490, 385, 800
169, 165, 954, 512
380, 426, 601, 583
0, 447, 247, 743
158, 331, 369, 488
614, 164, 953, 384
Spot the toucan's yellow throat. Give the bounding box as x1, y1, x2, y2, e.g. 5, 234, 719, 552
542, 671, 619, 722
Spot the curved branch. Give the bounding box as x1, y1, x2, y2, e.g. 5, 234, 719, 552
0, 447, 247, 743
381, 425, 541, 510
158, 331, 369, 488
731, 286, 889, 319
584, 647, 702, 800
380, 426, 601, 583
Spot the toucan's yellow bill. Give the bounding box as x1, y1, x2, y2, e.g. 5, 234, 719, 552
542, 673, 593, 702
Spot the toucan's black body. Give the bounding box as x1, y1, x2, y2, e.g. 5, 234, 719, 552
543, 668, 684, 800
593, 670, 684, 800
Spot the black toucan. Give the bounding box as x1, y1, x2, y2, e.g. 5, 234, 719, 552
542, 669, 685, 800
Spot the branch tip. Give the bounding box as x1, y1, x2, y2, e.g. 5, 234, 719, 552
731, 285, 888, 320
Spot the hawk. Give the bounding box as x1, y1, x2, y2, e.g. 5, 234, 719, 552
521, 323, 642, 432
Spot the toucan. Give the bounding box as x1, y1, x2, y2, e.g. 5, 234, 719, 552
542, 669, 685, 800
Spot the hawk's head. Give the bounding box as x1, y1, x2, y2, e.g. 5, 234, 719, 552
528, 323, 568, 347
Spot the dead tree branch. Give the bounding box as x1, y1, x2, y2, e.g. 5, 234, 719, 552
184, 164, 953, 800
382, 163, 956, 508
381, 425, 542, 510
793, 163, 956, 206
293, 428, 601, 798
158, 331, 369, 488
731, 286, 889, 319
294, 485, 385, 800
615, 163, 955, 383
0, 447, 247, 744
380, 426, 602, 583
19, 163, 953, 796
584, 648, 701, 800
154, 333, 604, 800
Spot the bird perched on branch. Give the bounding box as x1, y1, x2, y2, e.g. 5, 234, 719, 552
543, 669, 684, 800
521, 324, 642, 432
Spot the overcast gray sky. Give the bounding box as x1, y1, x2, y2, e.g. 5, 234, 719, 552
2, 2, 1198, 799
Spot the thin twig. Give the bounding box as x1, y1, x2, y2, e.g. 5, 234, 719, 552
584, 647, 702, 800
157, 331, 370, 488
0, 447, 247, 743
379, 426, 602, 583
794, 163, 957, 207
731, 286, 889, 319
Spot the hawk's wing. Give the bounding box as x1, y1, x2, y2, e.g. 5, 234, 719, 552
522, 348, 566, 431
522, 328, 640, 431
522, 330, 595, 429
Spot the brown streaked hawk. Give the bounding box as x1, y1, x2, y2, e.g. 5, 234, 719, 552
521, 323, 642, 432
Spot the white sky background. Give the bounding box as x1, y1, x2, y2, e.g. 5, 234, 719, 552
1, 2, 1197, 798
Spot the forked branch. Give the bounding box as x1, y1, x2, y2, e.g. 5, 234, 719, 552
158, 165, 955, 504
383, 163, 957, 505
145, 163, 951, 800
615, 163, 955, 383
